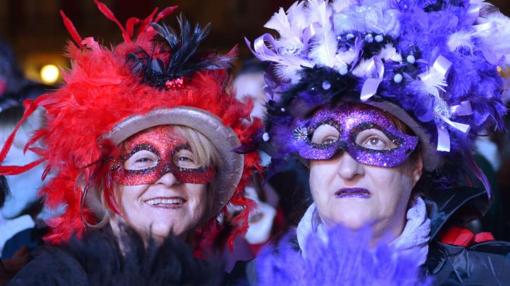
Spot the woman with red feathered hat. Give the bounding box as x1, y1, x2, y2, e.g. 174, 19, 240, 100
0, 2, 260, 285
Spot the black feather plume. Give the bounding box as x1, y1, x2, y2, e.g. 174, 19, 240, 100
128, 14, 233, 89
8, 227, 224, 286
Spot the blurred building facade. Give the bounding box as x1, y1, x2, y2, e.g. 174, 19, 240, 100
0, 0, 508, 83
0, 0, 300, 83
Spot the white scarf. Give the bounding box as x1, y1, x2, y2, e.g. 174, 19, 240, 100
296, 197, 431, 265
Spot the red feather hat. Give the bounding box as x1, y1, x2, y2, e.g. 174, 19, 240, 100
0, 1, 261, 249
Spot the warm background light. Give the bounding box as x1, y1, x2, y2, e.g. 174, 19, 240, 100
40, 64, 60, 84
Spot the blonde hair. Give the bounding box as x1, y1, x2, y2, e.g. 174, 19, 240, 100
172, 125, 221, 169
171, 125, 221, 223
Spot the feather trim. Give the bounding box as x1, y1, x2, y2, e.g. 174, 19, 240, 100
128, 15, 233, 89
256, 226, 430, 285
28, 228, 224, 285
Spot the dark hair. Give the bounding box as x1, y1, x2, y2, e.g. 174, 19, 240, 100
0, 40, 23, 82
0, 105, 24, 128
0, 175, 7, 208
0, 107, 23, 208
382, 109, 422, 163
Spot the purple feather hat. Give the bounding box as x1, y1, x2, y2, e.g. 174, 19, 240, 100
248, 0, 509, 193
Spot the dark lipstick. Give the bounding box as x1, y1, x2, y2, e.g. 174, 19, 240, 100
335, 188, 371, 199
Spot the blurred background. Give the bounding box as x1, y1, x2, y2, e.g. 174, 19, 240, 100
0, 0, 510, 84
0, 0, 508, 84
0, 0, 301, 84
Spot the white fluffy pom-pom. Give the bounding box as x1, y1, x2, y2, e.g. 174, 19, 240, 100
419, 68, 448, 98
447, 31, 475, 53
379, 44, 403, 62
308, 0, 337, 68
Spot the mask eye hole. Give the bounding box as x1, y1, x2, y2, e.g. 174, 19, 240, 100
354, 128, 397, 151
310, 124, 340, 145
173, 148, 201, 169
124, 150, 159, 171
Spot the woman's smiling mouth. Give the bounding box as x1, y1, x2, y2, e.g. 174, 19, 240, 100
144, 197, 187, 209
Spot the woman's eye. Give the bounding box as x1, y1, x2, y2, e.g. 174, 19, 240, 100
363, 136, 387, 149
174, 149, 200, 169
310, 124, 339, 145
177, 155, 193, 162
321, 137, 337, 145
124, 150, 158, 171
355, 129, 396, 151
135, 157, 153, 163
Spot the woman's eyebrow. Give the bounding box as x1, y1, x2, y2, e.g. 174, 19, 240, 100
173, 143, 192, 152
125, 143, 159, 157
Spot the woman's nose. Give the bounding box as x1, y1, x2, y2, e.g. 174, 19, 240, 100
155, 172, 179, 186
336, 152, 364, 180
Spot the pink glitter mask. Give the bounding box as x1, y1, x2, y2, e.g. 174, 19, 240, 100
292, 104, 418, 168
112, 126, 215, 185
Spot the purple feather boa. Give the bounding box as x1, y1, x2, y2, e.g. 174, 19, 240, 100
256, 226, 431, 285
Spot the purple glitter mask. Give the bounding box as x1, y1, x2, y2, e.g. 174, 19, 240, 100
292, 104, 418, 168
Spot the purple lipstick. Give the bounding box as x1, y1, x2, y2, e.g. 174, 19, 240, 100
335, 188, 371, 199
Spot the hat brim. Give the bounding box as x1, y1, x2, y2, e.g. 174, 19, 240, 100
103, 107, 244, 218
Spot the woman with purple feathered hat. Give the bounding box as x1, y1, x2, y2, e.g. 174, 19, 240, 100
246, 0, 510, 284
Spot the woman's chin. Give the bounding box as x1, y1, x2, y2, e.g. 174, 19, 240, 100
325, 211, 373, 231
151, 221, 197, 239
148, 223, 176, 239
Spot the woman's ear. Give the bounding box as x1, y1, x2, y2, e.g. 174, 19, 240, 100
410, 155, 423, 186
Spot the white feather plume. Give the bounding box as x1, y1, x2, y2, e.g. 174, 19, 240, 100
265, 8, 292, 37
469, 0, 490, 11
352, 57, 379, 78
419, 68, 448, 98
334, 49, 358, 67
332, 0, 358, 13
447, 31, 475, 53
308, 0, 338, 68
274, 54, 314, 83
379, 44, 402, 62
287, 1, 309, 32
275, 63, 304, 84
476, 11, 510, 65
306, 0, 329, 25
265, 2, 312, 58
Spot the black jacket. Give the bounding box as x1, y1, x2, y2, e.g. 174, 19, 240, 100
7, 228, 224, 286
424, 187, 510, 285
